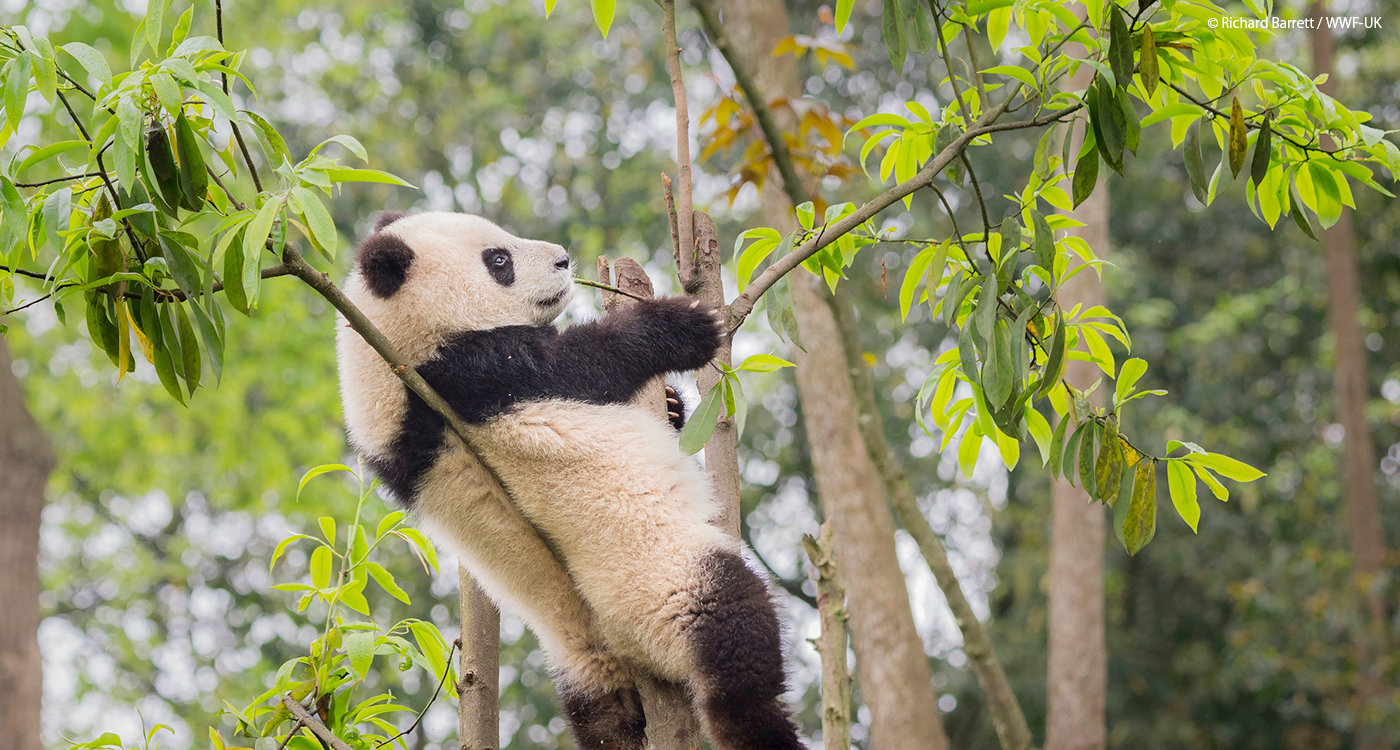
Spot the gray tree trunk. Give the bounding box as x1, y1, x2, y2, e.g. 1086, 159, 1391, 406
0, 338, 53, 750
1045, 60, 1107, 750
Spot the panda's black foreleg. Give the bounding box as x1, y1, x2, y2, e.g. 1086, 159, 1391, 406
665, 384, 686, 431
688, 551, 804, 750
558, 682, 647, 750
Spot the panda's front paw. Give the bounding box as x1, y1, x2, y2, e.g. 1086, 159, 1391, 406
642, 296, 724, 371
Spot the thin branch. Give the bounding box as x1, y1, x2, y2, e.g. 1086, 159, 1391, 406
1, 293, 54, 315
206, 165, 249, 212
1166, 81, 1339, 156
660, 0, 695, 286
693, 0, 812, 207
962, 25, 991, 111
961, 152, 993, 239
662, 173, 681, 261
280, 696, 352, 750
928, 184, 967, 243
215, 0, 264, 193
15, 171, 103, 188
376, 641, 459, 748
574, 276, 650, 302
273, 720, 305, 750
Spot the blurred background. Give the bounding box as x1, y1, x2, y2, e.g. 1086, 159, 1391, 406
4, 0, 1400, 747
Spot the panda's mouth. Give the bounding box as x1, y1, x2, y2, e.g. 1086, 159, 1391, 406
536, 289, 569, 308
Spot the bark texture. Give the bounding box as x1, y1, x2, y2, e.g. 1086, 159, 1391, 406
0, 338, 52, 750
1045, 61, 1108, 750
1307, 6, 1389, 746
458, 567, 500, 750
802, 523, 852, 750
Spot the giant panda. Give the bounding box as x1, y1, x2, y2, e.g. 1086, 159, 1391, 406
336, 211, 803, 750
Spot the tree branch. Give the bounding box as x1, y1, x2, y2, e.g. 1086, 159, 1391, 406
660, 0, 695, 288
280, 696, 352, 750
15, 172, 102, 188
215, 0, 264, 193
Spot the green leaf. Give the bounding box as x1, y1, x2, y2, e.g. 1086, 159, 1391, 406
679, 383, 724, 455
986, 319, 1015, 409
5, 52, 32, 134
984, 65, 1038, 90
1140, 102, 1203, 129
738, 354, 796, 372
1047, 413, 1069, 475
168, 5, 193, 53
1078, 421, 1098, 497
395, 528, 439, 574
243, 197, 283, 308
1114, 357, 1147, 405
899, 240, 946, 321
309, 546, 333, 590
269, 534, 314, 572
367, 562, 411, 603
1228, 97, 1247, 179
591, 0, 616, 36
835, 0, 855, 32
1186, 452, 1266, 482
1122, 459, 1158, 554
222, 228, 250, 314
340, 579, 370, 614
376, 511, 407, 539
174, 302, 201, 391
883, 0, 908, 70
159, 235, 202, 295
1063, 421, 1086, 486
1140, 25, 1159, 96
16, 140, 88, 175
1025, 407, 1053, 465
61, 42, 112, 87
297, 463, 356, 501
344, 632, 375, 678
1184, 120, 1209, 204
1193, 464, 1229, 501
1072, 146, 1099, 208
958, 423, 983, 479
1030, 209, 1054, 272
1032, 126, 1055, 178
318, 517, 337, 546
1095, 426, 1124, 505
1108, 6, 1132, 92
291, 187, 338, 256
323, 168, 415, 187
1167, 459, 1200, 532
1037, 313, 1066, 398
241, 110, 290, 165
174, 111, 208, 211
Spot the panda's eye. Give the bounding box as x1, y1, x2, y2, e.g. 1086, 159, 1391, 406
482, 248, 515, 286
488, 251, 508, 267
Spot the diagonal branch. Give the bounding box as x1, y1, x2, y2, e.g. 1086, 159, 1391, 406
280, 696, 352, 750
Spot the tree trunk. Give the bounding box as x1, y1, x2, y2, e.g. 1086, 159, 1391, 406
1307, 6, 1388, 746
1045, 61, 1107, 750
0, 338, 53, 750
713, 1, 950, 746
458, 568, 500, 750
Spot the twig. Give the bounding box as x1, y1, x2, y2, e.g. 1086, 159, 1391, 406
802, 525, 851, 750
1, 292, 55, 316
206, 165, 249, 212
376, 641, 459, 748
961, 152, 993, 240
962, 24, 991, 111
15, 171, 103, 188
280, 696, 352, 750
574, 276, 650, 302
660, 0, 695, 284
662, 173, 681, 261
215, 0, 264, 193
273, 719, 305, 750
1165, 81, 1339, 156
928, 184, 967, 244
693, 0, 812, 207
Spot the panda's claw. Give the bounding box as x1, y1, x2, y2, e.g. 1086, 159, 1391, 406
664, 385, 686, 431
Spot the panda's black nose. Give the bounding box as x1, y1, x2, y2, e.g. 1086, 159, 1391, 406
555, 258, 570, 270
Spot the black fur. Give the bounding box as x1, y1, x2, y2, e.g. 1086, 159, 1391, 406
357, 232, 414, 298
664, 384, 685, 431
558, 683, 647, 750
374, 211, 406, 232
688, 551, 802, 750
374, 297, 721, 505
482, 247, 514, 286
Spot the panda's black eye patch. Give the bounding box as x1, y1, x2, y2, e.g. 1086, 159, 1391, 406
482, 248, 514, 287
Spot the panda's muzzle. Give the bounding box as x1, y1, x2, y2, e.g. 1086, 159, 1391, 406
537, 288, 569, 308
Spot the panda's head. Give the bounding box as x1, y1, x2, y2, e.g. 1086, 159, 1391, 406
346, 212, 574, 351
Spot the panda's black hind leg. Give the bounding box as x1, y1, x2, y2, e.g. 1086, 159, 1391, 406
665, 384, 686, 431
558, 683, 646, 750
688, 551, 803, 750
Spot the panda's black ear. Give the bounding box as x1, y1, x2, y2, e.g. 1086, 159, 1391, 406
357, 232, 414, 298
374, 211, 407, 232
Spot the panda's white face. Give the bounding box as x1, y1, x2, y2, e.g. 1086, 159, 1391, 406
346, 212, 574, 355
